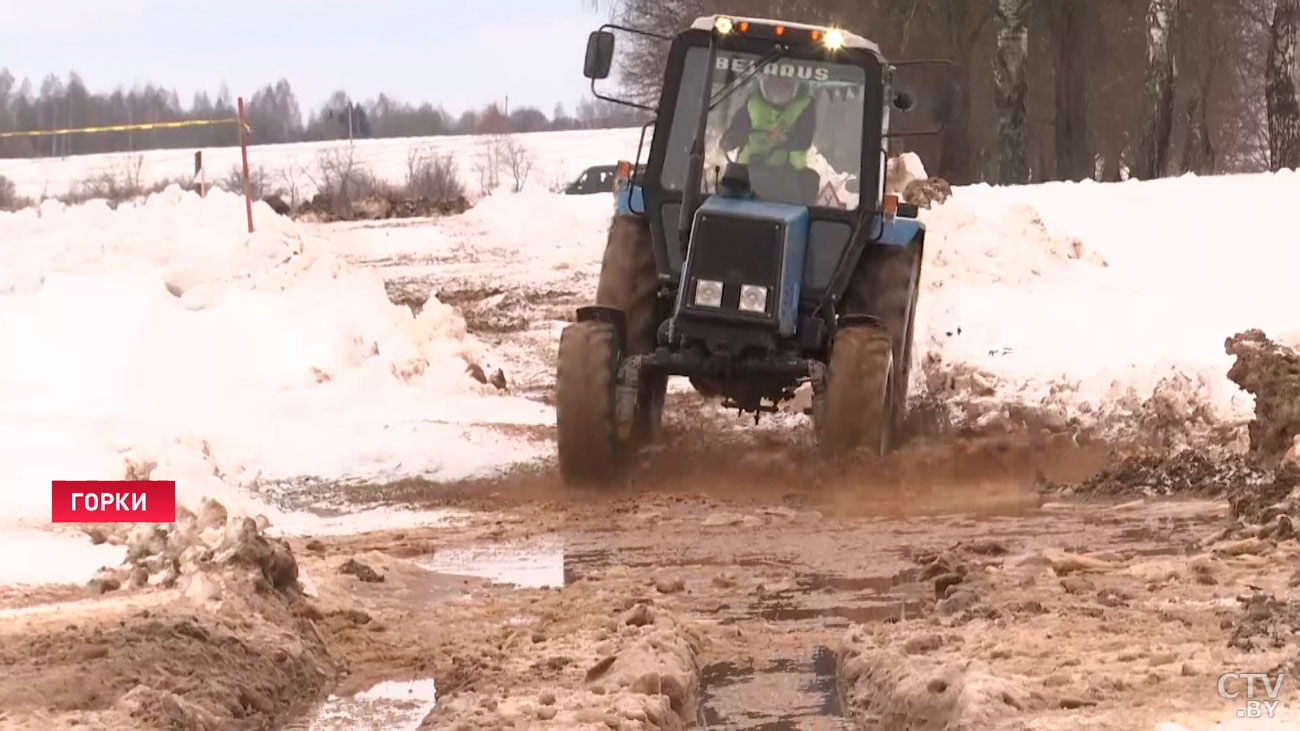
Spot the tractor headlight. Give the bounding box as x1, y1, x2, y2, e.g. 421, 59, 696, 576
738, 284, 768, 313
694, 279, 724, 308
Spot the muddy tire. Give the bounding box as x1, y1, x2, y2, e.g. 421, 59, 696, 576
816, 325, 896, 456
556, 321, 621, 484
594, 215, 665, 443
596, 215, 658, 357
841, 243, 919, 440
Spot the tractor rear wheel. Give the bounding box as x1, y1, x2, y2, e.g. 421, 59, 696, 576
595, 215, 665, 444
556, 320, 621, 484
816, 325, 896, 456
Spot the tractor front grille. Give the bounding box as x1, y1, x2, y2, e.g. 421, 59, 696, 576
686, 212, 785, 310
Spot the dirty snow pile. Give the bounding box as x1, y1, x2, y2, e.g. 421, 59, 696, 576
908, 166, 1300, 446
0, 187, 550, 540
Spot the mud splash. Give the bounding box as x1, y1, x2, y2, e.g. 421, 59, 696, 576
1225, 329, 1300, 466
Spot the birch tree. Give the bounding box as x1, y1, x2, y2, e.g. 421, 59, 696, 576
994, 0, 1031, 183
1134, 0, 1180, 179
1266, 0, 1300, 170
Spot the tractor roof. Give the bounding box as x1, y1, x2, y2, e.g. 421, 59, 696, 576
689, 15, 880, 53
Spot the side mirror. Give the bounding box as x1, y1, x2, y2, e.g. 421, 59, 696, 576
892, 90, 915, 112
584, 31, 615, 80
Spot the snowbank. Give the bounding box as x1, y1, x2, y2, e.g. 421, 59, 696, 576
0, 187, 549, 542
912, 170, 1300, 439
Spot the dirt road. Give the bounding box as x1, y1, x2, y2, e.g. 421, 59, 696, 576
2, 421, 1298, 730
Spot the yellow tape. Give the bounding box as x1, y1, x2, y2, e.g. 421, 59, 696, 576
0, 117, 251, 139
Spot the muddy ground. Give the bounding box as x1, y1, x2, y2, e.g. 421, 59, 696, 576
3, 431, 1298, 730
2, 216, 1298, 730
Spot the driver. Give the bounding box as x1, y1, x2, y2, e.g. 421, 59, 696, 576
721, 74, 817, 168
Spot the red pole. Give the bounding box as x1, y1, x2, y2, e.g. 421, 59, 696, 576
237, 96, 254, 233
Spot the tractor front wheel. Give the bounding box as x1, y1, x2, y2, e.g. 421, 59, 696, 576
595, 215, 664, 447
556, 320, 621, 484
815, 325, 897, 457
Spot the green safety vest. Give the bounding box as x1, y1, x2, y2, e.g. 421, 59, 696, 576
738, 93, 812, 168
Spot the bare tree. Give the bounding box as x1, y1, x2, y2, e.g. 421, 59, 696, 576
994, 0, 1032, 183
1047, 0, 1094, 180
275, 165, 303, 209
302, 147, 381, 218
1266, 0, 1300, 171
499, 136, 535, 193
406, 147, 465, 200
1176, 0, 1220, 174
1134, 0, 1180, 179
474, 136, 503, 195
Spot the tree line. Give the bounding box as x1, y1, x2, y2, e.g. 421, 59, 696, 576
611, 0, 1300, 184
0, 70, 645, 159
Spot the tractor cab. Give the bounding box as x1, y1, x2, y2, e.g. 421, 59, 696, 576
557, 14, 936, 484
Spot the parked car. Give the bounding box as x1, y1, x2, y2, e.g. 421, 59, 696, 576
564, 164, 645, 195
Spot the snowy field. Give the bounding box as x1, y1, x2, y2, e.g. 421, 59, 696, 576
3, 125, 1300, 588
0, 127, 646, 202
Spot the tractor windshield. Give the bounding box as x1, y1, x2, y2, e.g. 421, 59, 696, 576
661, 46, 867, 210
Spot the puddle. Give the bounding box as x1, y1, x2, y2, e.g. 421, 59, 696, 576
697, 647, 850, 729
416, 536, 564, 588
743, 600, 926, 625
297, 678, 437, 731
562, 548, 795, 584
811, 646, 841, 716
795, 569, 917, 594
272, 507, 467, 538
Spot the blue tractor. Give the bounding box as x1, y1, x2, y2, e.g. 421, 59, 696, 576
557, 15, 932, 484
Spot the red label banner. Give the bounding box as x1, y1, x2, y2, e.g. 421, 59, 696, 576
51, 481, 176, 523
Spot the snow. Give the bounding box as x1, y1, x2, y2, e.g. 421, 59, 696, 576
0, 530, 127, 586
0, 127, 646, 203
0, 186, 551, 553
917, 169, 1300, 434
885, 151, 928, 193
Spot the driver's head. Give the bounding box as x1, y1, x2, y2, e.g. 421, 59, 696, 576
758, 74, 798, 107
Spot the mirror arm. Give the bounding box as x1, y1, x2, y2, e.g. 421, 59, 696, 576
585, 23, 671, 111
596, 22, 673, 42
589, 78, 658, 112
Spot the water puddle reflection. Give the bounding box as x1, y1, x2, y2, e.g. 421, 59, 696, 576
303, 678, 437, 731
416, 536, 564, 588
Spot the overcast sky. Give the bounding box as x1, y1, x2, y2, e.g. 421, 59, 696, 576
0, 0, 614, 115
